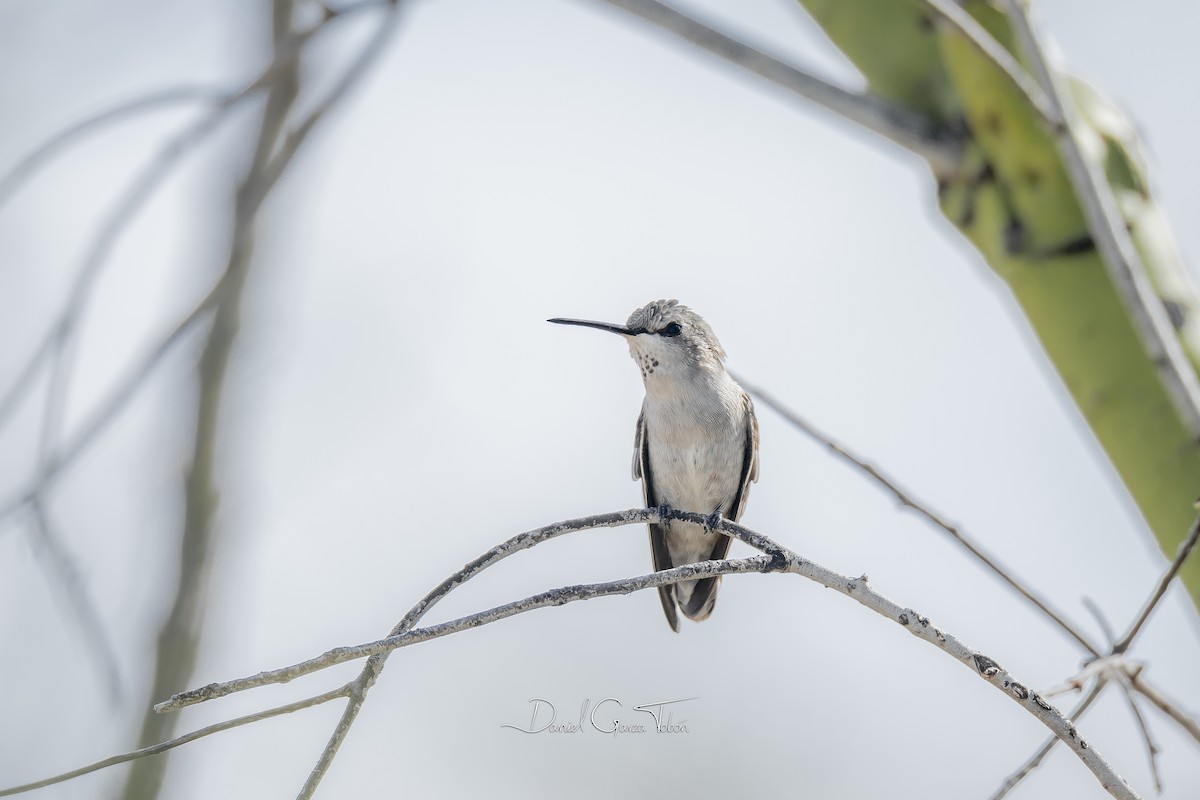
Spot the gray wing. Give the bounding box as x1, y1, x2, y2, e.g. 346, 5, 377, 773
727, 390, 759, 522
635, 405, 680, 633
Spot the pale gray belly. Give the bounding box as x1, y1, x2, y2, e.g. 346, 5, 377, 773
648, 427, 744, 567
649, 434, 742, 515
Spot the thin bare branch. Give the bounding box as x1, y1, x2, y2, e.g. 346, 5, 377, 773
0, 6, 393, 724
3, 239, 227, 710
990, 679, 1106, 800
586, 0, 960, 175
0, 686, 347, 798
0, 506, 1147, 797
26, 499, 122, 702
0, 0, 396, 527
294, 555, 780, 797
158, 507, 678, 713
1130, 675, 1200, 747
1002, 0, 1200, 439
118, 2, 304, 796
22, 45, 328, 468
5, 63, 279, 492
0, 0, 381, 446
0, 105, 227, 450
256, 0, 405, 214
0, 39, 285, 722
295, 484, 789, 796
249, 4, 426, 795
296, 508, 667, 797
313, 555, 774, 666
1114, 512, 1200, 653
1082, 596, 1118, 646
153, 507, 1137, 800
734, 373, 1101, 657
1118, 682, 1163, 794
0, 86, 226, 208
6, 557, 767, 796
0, 1, 396, 790
0, 334, 53, 443
1043, 653, 1131, 698
0, 280, 223, 526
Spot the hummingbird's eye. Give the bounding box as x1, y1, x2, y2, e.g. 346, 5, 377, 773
661, 322, 683, 337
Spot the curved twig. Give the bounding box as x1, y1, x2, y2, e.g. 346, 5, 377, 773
0, 279, 224, 525
1118, 682, 1163, 794
161, 554, 775, 711
1130, 675, 1200, 747
26, 499, 123, 701
1114, 511, 1200, 653
0, 104, 227, 450
0, 86, 226, 208
0, 687, 347, 798
151, 507, 1138, 800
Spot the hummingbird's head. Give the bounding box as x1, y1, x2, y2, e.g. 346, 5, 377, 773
623, 299, 725, 381
548, 299, 727, 384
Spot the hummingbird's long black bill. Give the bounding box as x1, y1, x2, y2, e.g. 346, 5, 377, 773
547, 317, 633, 336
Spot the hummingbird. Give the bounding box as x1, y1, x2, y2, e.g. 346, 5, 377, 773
549, 299, 759, 631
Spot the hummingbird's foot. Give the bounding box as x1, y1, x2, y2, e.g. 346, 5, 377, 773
703, 510, 724, 535
765, 549, 789, 573
656, 503, 673, 523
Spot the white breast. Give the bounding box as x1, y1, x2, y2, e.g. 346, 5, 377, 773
643, 375, 747, 567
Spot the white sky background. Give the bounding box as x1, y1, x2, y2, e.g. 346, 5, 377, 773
1, 0, 1199, 798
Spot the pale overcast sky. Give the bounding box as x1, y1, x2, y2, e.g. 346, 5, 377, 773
1, 1, 1199, 798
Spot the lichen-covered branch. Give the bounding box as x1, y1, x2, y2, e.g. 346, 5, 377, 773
149, 508, 1138, 800
991, 681, 1106, 800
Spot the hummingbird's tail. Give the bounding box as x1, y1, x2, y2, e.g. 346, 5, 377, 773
649, 521, 681, 632
653, 522, 732, 628
676, 576, 721, 622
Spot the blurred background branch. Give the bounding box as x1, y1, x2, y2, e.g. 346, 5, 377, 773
118, 2, 303, 797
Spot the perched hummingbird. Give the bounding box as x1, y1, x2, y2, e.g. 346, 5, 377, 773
549, 299, 759, 631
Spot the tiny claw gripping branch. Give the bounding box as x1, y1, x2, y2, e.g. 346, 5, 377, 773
765, 548, 789, 573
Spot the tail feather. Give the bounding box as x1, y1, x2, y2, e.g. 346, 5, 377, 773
678, 575, 721, 621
